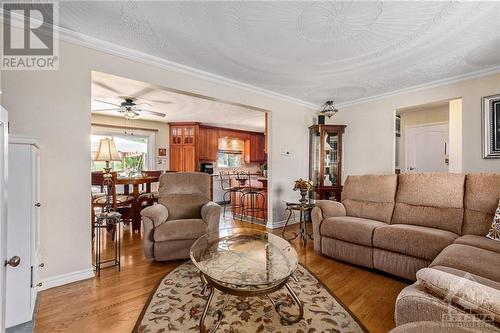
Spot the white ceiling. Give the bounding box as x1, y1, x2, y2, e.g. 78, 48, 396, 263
91, 71, 266, 132
60, 1, 500, 105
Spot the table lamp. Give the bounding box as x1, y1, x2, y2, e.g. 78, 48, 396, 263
94, 138, 121, 175
94, 138, 121, 212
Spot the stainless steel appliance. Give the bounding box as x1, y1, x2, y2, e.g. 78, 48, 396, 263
200, 162, 214, 174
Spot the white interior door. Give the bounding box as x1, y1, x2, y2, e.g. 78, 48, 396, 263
406, 123, 449, 173
0, 108, 8, 332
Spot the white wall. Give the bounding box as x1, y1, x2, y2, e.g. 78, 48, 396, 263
2, 33, 314, 287
328, 73, 500, 181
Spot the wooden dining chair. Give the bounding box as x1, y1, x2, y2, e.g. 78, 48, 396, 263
91, 171, 135, 238
137, 170, 163, 209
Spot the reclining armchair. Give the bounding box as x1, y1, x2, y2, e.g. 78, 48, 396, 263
140, 172, 221, 261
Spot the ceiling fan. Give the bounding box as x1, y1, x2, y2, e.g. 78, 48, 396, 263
92, 97, 167, 119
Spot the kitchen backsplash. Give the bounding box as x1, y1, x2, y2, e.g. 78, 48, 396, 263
213, 162, 263, 175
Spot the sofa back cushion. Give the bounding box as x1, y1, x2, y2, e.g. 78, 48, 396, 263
341, 174, 398, 223
463, 173, 500, 236
158, 172, 210, 220
392, 173, 464, 234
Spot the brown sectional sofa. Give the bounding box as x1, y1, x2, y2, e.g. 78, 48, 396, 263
312, 173, 500, 329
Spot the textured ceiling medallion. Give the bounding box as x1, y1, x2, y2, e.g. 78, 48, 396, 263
297, 1, 383, 43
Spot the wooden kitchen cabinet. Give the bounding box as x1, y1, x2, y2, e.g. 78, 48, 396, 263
169, 123, 199, 171
170, 122, 265, 170
245, 133, 266, 163
198, 126, 219, 161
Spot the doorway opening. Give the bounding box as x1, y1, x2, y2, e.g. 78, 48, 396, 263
395, 98, 462, 174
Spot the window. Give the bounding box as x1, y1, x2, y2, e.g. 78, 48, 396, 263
91, 134, 150, 172
217, 151, 242, 168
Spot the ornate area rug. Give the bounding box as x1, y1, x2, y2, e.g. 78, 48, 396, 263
134, 262, 367, 333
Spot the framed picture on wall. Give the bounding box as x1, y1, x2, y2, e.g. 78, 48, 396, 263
482, 93, 500, 158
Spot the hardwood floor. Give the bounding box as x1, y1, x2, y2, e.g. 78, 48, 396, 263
34, 218, 408, 333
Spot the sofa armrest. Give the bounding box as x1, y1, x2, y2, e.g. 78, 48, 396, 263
201, 201, 221, 233
140, 204, 169, 259
311, 200, 346, 252
417, 268, 500, 322
141, 204, 169, 227
315, 200, 346, 218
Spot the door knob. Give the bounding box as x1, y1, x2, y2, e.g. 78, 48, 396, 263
4, 256, 20, 267
35, 202, 41, 207
409, 167, 416, 171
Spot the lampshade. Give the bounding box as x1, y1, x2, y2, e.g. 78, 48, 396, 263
94, 138, 121, 162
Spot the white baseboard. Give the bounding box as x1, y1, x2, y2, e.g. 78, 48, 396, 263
266, 219, 299, 230
39, 267, 95, 291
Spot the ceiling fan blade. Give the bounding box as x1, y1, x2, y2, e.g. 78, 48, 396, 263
137, 110, 166, 117
92, 108, 122, 112
93, 81, 121, 94
133, 87, 156, 98
93, 99, 121, 107
146, 99, 173, 105
136, 102, 153, 108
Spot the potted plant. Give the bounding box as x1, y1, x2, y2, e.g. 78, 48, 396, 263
293, 178, 313, 204
260, 162, 267, 178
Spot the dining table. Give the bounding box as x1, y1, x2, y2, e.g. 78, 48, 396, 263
115, 175, 160, 232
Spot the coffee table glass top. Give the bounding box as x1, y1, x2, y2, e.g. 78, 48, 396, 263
190, 228, 298, 287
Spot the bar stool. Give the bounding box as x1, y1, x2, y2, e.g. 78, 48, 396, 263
219, 171, 244, 219
239, 172, 266, 224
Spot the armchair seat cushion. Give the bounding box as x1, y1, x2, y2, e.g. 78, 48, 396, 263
373, 224, 458, 261
154, 218, 207, 242
320, 216, 386, 247
430, 244, 500, 283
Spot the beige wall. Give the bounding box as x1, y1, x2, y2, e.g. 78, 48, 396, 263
327, 73, 500, 180
398, 105, 450, 170
91, 114, 169, 170
2, 30, 314, 287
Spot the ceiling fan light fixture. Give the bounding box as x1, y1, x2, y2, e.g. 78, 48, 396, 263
123, 108, 139, 120
318, 100, 338, 118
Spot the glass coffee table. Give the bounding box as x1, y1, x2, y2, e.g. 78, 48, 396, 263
190, 228, 302, 333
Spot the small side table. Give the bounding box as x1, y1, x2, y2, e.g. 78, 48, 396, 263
93, 211, 122, 275
281, 202, 315, 245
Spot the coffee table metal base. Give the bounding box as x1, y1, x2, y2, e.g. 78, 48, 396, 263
199, 273, 304, 333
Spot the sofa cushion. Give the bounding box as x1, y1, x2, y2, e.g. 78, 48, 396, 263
373, 248, 429, 281
320, 216, 386, 247
463, 173, 500, 236
341, 174, 398, 223
430, 244, 500, 283
454, 235, 500, 254
373, 224, 458, 261
417, 268, 500, 322
392, 173, 465, 234
154, 218, 207, 242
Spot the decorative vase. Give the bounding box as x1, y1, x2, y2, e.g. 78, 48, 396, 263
299, 189, 308, 204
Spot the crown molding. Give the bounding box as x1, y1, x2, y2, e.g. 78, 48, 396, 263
56, 26, 320, 111
336, 65, 500, 109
